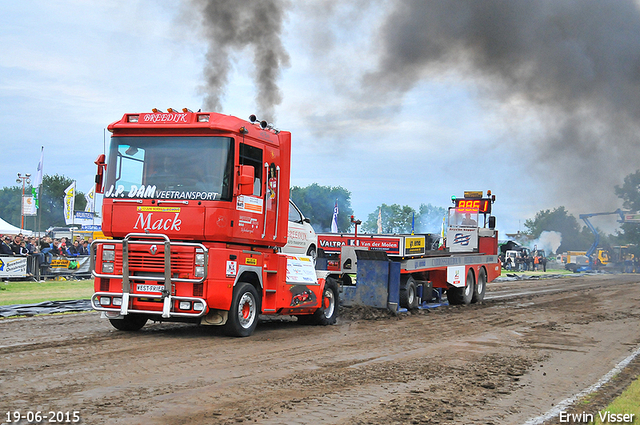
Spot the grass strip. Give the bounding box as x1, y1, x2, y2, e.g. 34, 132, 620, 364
0, 279, 94, 305
592, 377, 640, 424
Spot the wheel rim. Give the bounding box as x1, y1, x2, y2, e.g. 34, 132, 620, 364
322, 288, 335, 319
238, 292, 256, 329
408, 286, 415, 305
307, 247, 317, 266
477, 274, 485, 294
464, 281, 472, 297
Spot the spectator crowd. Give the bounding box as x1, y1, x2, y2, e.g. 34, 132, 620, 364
0, 234, 92, 277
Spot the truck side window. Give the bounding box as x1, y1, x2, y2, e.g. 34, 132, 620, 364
239, 143, 263, 196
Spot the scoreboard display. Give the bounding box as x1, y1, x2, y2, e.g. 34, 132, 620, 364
454, 198, 492, 214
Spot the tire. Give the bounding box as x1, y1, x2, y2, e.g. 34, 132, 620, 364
224, 282, 260, 337
472, 268, 487, 304
400, 275, 419, 310
306, 245, 317, 267
297, 278, 339, 325
446, 269, 475, 305
109, 314, 147, 331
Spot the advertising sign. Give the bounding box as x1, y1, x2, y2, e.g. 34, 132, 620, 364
64, 182, 76, 225
22, 196, 37, 216
446, 226, 479, 253
0, 256, 28, 278
318, 234, 401, 255
285, 255, 317, 284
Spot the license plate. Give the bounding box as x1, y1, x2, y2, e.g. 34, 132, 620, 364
137, 284, 164, 293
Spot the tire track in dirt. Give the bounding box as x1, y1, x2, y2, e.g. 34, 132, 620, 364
1, 274, 639, 425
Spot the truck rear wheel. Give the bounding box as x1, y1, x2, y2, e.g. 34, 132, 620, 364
109, 314, 147, 331
400, 275, 419, 310
224, 282, 260, 337
472, 268, 487, 304
297, 278, 339, 325
446, 269, 475, 305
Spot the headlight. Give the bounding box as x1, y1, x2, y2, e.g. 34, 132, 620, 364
195, 253, 205, 266
99, 297, 111, 306
195, 266, 205, 277
112, 297, 122, 306
179, 301, 192, 310
102, 263, 115, 273
102, 250, 115, 261
193, 302, 204, 311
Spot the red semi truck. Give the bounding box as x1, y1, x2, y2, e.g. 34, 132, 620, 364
91, 110, 338, 336
90, 110, 501, 336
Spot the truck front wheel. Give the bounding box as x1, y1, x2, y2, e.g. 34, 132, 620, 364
109, 314, 148, 331
224, 282, 260, 337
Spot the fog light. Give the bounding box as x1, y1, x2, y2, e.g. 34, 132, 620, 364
99, 297, 111, 306
179, 301, 192, 310
195, 266, 205, 277
102, 263, 114, 273
112, 297, 123, 306
193, 302, 204, 311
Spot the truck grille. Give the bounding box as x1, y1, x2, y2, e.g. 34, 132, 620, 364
114, 247, 195, 275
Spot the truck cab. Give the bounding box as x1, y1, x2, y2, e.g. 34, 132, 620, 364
91, 111, 337, 337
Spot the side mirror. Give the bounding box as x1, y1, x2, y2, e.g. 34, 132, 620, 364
488, 216, 496, 229
94, 154, 106, 194
238, 165, 255, 196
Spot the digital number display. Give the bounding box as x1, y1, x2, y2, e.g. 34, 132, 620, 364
455, 198, 492, 214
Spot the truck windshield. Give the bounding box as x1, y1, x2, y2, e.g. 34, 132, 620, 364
449, 208, 479, 228
104, 136, 234, 201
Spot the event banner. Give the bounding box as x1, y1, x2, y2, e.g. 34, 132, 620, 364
0, 256, 28, 278
22, 196, 37, 216
49, 256, 91, 275
64, 182, 76, 225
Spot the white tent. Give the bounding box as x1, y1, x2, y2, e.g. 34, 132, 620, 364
0, 216, 32, 236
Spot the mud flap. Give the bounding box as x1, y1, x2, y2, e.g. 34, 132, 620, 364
447, 265, 466, 288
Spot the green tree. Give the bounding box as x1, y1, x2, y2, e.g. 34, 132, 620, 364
290, 183, 353, 232
362, 203, 447, 234
0, 174, 86, 232
0, 185, 22, 228
524, 206, 592, 252
39, 174, 87, 230
362, 204, 415, 234
615, 170, 640, 246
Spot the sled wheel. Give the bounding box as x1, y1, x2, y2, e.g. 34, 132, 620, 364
447, 269, 475, 305
400, 275, 419, 310
472, 268, 486, 304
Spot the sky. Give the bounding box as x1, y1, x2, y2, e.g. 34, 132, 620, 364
2, 0, 640, 237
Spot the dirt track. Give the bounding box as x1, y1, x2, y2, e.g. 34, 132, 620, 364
2, 274, 640, 425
